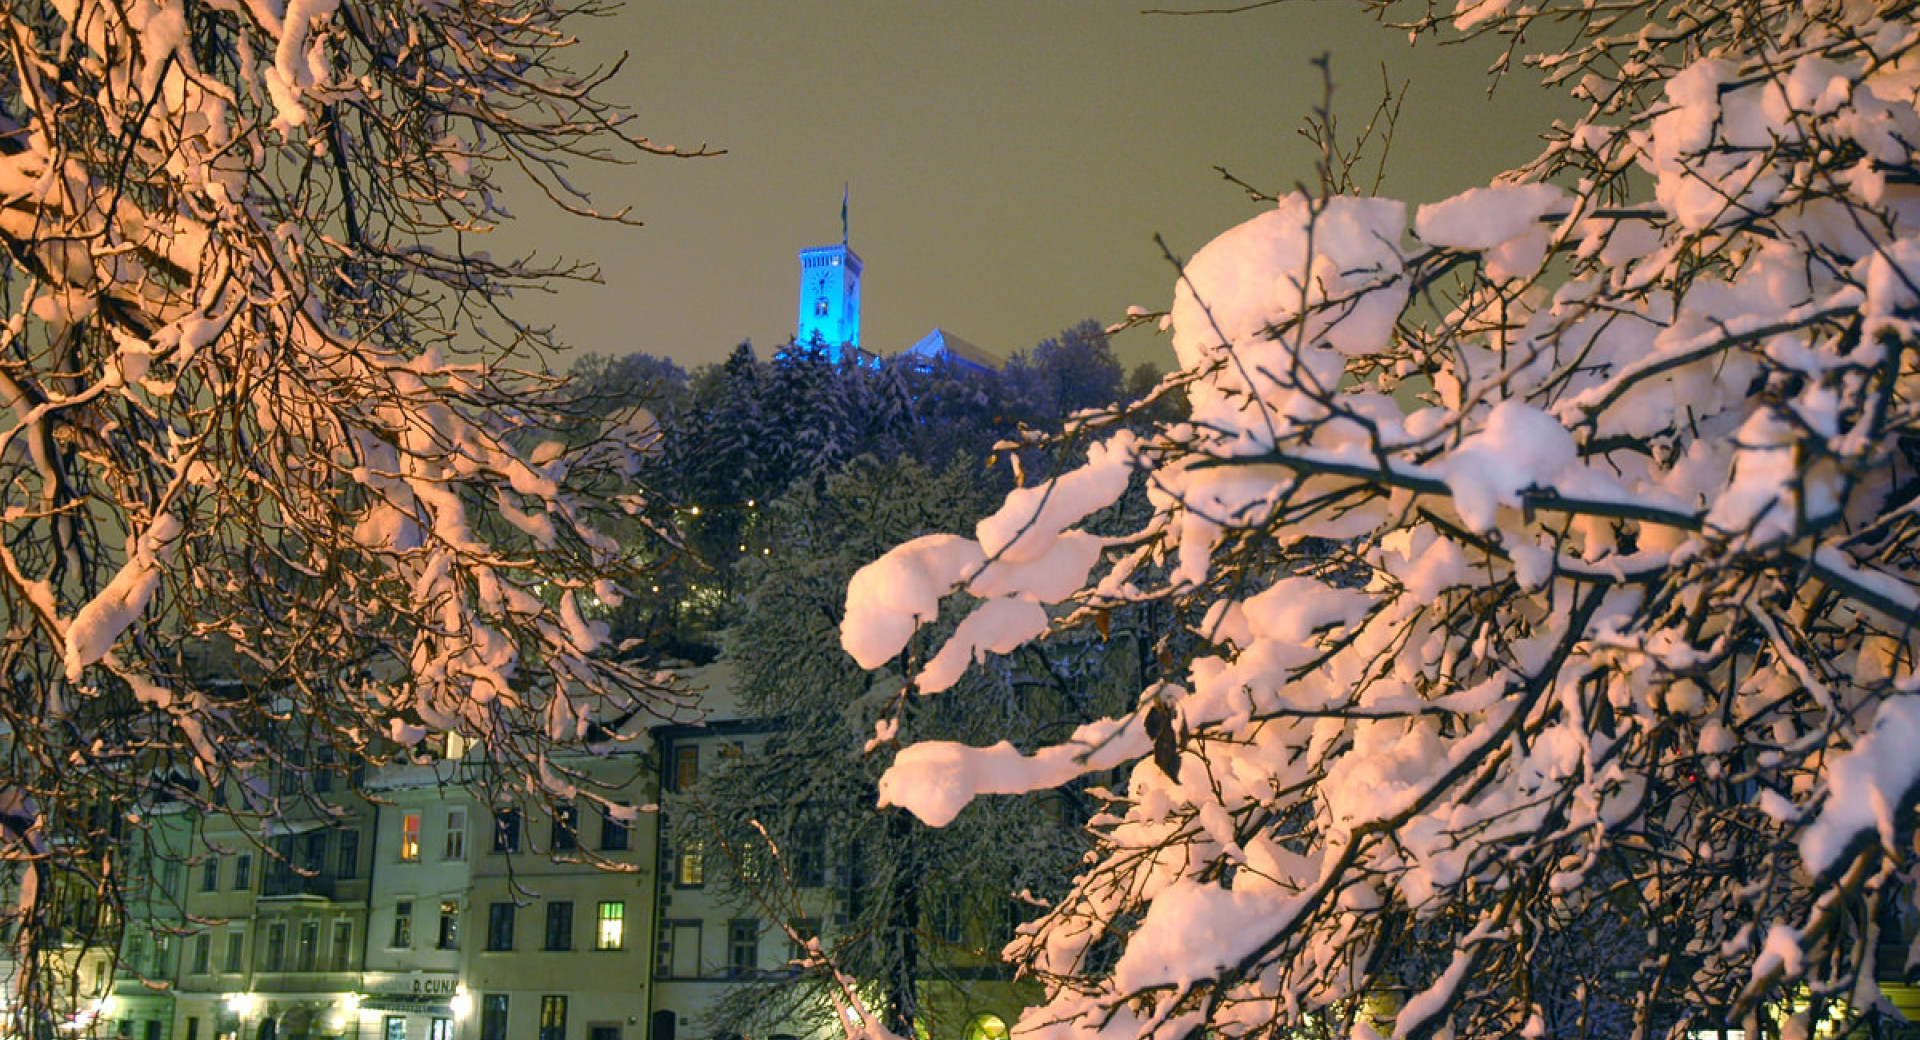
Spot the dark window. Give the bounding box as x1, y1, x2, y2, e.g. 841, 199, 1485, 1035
672, 746, 697, 792
192, 933, 210, 975
234, 854, 251, 890
302, 833, 327, 874
391, 902, 413, 948
337, 831, 359, 880
728, 919, 758, 976
493, 809, 520, 853
544, 902, 573, 951
599, 806, 629, 852
201, 858, 220, 892
480, 997, 509, 1040
264, 923, 286, 971
331, 920, 353, 972
551, 806, 577, 852
588, 1028, 620, 1040
487, 903, 515, 951
438, 901, 459, 950
538, 997, 567, 1040
794, 824, 826, 888
787, 918, 817, 967
186, 1019, 200, 1040
224, 932, 244, 973
297, 920, 318, 971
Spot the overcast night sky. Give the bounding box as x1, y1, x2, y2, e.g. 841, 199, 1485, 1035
509, 1, 1570, 374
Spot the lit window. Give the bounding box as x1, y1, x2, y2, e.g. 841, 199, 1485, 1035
595, 902, 624, 951
399, 812, 421, 862
814, 299, 829, 317
966, 1016, 1009, 1040
430, 1021, 454, 1040
539, 997, 567, 1040
676, 838, 704, 888
385, 1017, 406, 1040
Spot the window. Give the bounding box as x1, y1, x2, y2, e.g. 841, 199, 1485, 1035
794, 824, 826, 888
224, 931, 244, 973
599, 806, 629, 852
298, 920, 319, 971
544, 901, 573, 951
391, 901, 413, 948
161, 863, 182, 898
438, 900, 459, 949
728, 919, 758, 976
430, 1022, 454, 1040
486, 903, 515, 951
201, 857, 220, 892
813, 299, 829, 317
588, 1028, 620, 1040
331, 920, 353, 972
400, 813, 421, 862
337, 830, 359, 880
493, 809, 520, 853
931, 890, 964, 945
192, 933, 210, 975
444, 809, 466, 860
234, 854, 252, 890
539, 997, 567, 1040
302, 832, 327, 874
315, 748, 336, 793
672, 746, 698, 792
480, 996, 509, 1040
675, 837, 704, 888
264, 923, 286, 971
661, 922, 700, 979
126, 932, 147, 976
551, 805, 577, 852
595, 902, 624, 951
787, 918, 818, 967
384, 1017, 405, 1040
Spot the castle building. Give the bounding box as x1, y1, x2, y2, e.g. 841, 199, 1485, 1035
793, 191, 863, 363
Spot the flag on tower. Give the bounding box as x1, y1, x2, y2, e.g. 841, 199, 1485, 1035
841, 183, 849, 245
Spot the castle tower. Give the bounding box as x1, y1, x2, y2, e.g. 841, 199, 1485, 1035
794, 189, 862, 362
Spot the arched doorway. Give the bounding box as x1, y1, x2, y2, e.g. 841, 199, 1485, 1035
649, 1012, 676, 1040
256, 1018, 278, 1040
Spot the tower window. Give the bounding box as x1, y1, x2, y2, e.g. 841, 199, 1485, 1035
814, 299, 829, 317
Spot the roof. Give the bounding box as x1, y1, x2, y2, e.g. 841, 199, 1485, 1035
899, 328, 1000, 373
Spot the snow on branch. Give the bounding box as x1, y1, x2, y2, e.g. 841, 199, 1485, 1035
844, 4, 1920, 1038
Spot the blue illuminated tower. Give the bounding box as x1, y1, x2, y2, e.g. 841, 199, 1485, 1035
794, 188, 863, 362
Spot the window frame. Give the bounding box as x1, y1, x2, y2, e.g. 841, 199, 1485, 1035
486, 902, 516, 952
594, 902, 624, 951
544, 901, 574, 951
538, 996, 568, 1040
479, 996, 509, 1040
399, 812, 422, 863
